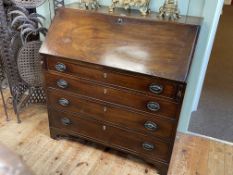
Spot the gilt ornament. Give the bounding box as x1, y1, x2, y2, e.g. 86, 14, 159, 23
80, 0, 100, 10
159, 0, 180, 20
109, 0, 151, 16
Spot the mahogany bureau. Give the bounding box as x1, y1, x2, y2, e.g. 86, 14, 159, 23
40, 6, 201, 175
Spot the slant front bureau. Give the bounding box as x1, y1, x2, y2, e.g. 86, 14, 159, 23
40, 6, 201, 175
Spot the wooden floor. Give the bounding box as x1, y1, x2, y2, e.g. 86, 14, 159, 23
0, 90, 232, 175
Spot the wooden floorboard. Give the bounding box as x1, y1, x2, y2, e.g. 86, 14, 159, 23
0, 89, 232, 175
168, 134, 233, 175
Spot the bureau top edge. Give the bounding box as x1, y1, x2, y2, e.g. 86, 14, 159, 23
42, 54, 189, 86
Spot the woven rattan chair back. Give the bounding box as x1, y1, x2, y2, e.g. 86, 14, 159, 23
11, 0, 46, 8
17, 40, 43, 87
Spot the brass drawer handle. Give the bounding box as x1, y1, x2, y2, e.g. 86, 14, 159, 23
149, 84, 163, 94
144, 121, 158, 131
117, 18, 123, 24
57, 79, 68, 89
58, 98, 69, 107
55, 63, 66, 72
61, 117, 72, 125
147, 102, 160, 112
142, 142, 155, 151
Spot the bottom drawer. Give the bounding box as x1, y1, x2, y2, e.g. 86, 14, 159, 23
48, 109, 172, 163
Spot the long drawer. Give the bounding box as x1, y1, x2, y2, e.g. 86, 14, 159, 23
46, 57, 183, 100
48, 109, 171, 163
47, 88, 177, 140
45, 72, 180, 119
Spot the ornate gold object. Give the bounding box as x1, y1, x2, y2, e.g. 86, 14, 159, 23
80, 0, 100, 10
159, 0, 180, 20
109, 0, 151, 16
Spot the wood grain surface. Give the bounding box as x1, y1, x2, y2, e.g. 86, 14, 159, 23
45, 73, 180, 119
39, 7, 202, 174
0, 92, 232, 175
46, 56, 181, 100
40, 8, 201, 82
47, 89, 177, 140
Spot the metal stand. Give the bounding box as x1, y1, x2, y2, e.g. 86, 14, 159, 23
53, 0, 64, 11
0, 83, 9, 121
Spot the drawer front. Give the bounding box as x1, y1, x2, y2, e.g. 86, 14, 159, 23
49, 109, 171, 162
47, 57, 182, 100
47, 89, 176, 140
45, 72, 179, 119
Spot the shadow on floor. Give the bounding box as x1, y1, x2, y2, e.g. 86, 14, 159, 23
189, 5, 233, 142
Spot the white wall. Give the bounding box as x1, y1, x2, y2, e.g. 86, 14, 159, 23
178, 0, 224, 131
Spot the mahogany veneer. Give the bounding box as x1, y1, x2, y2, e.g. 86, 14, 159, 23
40, 7, 201, 175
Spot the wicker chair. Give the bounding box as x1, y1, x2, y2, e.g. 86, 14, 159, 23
0, 0, 46, 123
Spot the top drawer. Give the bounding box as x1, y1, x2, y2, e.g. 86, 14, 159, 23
46, 57, 184, 101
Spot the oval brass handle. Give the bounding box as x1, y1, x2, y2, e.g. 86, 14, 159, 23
58, 98, 69, 107
57, 79, 68, 89
55, 63, 66, 72
142, 142, 155, 151
117, 18, 123, 24
144, 121, 158, 131
149, 84, 163, 94
147, 102, 160, 112
61, 117, 72, 125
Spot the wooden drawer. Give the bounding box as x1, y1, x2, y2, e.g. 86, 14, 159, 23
47, 88, 177, 140
47, 57, 182, 100
48, 109, 171, 162
45, 72, 179, 119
